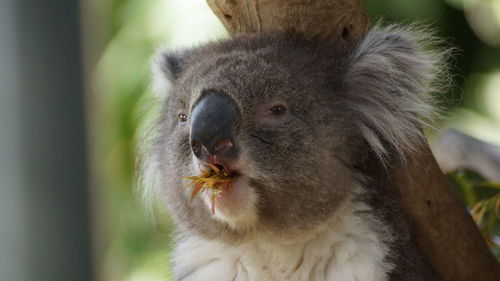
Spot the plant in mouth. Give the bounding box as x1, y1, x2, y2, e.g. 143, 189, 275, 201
184, 163, 235, 214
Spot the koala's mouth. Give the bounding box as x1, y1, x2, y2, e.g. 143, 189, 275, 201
212, 163, 240, 178
184, 161, 243, 212
186, 159, 258, 227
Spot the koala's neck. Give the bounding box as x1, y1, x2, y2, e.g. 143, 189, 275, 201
172, 198, 394, 281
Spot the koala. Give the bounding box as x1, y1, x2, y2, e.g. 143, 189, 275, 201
142, 24, 447, 281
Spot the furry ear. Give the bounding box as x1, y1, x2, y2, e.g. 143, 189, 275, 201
151, 50, 186, 98
344, 24, 450, 163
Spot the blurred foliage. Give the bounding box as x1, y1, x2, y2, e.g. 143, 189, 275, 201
87, 0, 500, 280
448, 170, 500, 259
90, 0, 224, 280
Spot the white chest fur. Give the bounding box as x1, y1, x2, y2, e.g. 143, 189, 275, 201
173, 203, 393, 281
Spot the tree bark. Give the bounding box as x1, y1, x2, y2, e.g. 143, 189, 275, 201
206, 1, 500, 280
206, 0, 370, 47
389, 144, 500, 281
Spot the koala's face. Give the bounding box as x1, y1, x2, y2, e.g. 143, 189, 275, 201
151, 29, 435, 242
153, 34, 361, 241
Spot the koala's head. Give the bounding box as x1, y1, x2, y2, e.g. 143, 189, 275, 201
145, 26, 444, 242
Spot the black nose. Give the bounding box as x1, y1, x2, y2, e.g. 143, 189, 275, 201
190, 93, 238, 161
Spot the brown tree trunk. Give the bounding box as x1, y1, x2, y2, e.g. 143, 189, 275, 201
206, 1, 500, 280
389, 145, 500, 281
206, 0, 370, 47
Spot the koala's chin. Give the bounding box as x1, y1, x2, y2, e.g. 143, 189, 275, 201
205, 174, 259, 230
189, 155, 259, 230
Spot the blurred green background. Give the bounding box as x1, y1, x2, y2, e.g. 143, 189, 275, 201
83, 0, 500, 280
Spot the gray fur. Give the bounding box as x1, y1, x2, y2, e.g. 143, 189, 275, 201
140, 24, 448, 280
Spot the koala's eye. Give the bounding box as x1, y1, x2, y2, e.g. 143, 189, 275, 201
177, 113, 188, 123
258, 102, 288, 126
268, 105, 286, 115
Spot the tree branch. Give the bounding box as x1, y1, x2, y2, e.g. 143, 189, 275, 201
390, 144, 500, 281
433, 128, 500, 181
206, 0, 371, 47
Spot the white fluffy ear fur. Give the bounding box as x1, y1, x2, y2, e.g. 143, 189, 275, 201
345, 24, 451, 163
140, 50, 185, 215
151, 50, 184, 99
